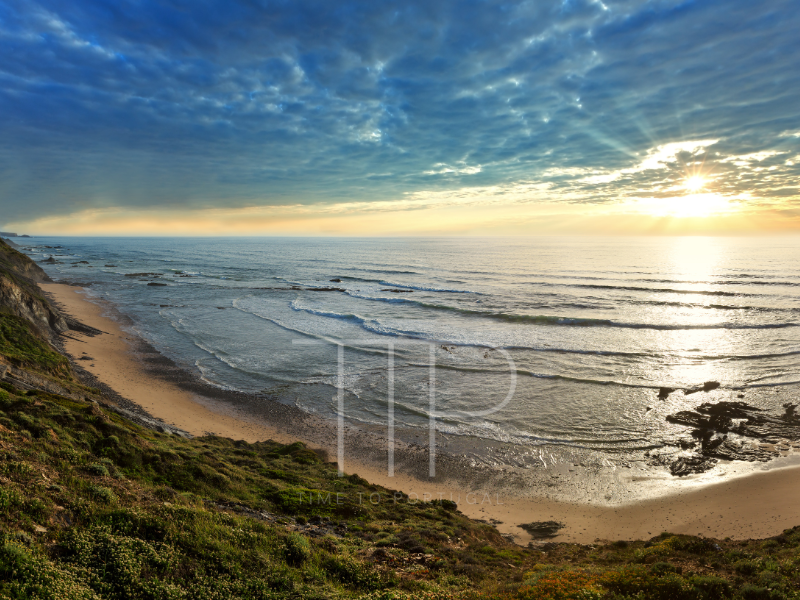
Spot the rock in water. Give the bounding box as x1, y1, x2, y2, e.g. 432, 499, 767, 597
658, 387, 676, 400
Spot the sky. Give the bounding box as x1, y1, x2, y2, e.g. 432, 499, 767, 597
1, 0, 799, 236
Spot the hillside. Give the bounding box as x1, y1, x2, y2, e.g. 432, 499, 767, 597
2, 242, 800, 599
0, 238, 67, 338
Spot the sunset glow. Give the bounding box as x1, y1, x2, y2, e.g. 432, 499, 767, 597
1, 1, 799, 236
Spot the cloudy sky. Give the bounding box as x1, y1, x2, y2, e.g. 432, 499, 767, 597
1, 0, 799, 235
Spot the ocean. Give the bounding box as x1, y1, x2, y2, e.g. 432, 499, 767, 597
27, 236, 800, 470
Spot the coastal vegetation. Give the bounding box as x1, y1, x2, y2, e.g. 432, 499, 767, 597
3, 241, 800, 599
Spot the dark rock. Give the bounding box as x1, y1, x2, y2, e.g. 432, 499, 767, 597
663, 400, 800, 475
685, 381, 721, 395
125, 272, 161, 277
42, 256, 59, 264
147, 282, 167, 287
381, 288, 413, 293
306, 287, 345, 292
658, 387, 676, 400
329, 278, 342, 282
669, 456, 718, 476
105, 264, 117, 267
519, 521, 564, 539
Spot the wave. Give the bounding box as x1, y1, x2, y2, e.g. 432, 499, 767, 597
378, 280, 480, 294
487, 314, 797, 330
342, 292, 797, 330
529, 281, 750, 297
735, 380, 800, 389
409, 362, 662, 390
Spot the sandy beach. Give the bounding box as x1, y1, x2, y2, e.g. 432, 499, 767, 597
42, 281, 800, 545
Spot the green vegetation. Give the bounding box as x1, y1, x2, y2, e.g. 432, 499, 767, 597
0, 314, 71, 376
2, 270, 800, 598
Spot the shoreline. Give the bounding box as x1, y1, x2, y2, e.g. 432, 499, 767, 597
41, 281, 800, 545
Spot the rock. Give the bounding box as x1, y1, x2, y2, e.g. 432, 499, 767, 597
329, 278, 342, 282
658, 387, 676, 400
42, 256, 59, 264
669, 456, 718, 476
519, 521, 564, 539
685, 381, 721, 395
380, 288, 413, 293
664, 400, 800, 475
147, 282, 167, 287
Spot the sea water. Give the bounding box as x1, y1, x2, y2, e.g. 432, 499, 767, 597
29, 236, 800, 464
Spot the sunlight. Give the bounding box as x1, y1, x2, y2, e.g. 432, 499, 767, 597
635, 193, 733, 218
684, 175, 706, 192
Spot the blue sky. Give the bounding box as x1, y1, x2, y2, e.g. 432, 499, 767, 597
1, 0, 799, 234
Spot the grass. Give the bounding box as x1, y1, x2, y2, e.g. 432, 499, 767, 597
3, 305, 800, 598
0, 313, 71, 376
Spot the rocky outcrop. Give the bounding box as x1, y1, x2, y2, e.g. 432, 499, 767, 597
0, 237, 51, 283
0, 238, 67, 336
656, 400, 800, 476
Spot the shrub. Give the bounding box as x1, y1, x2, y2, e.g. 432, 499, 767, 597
85, 463, 110, 477
88, 485, 117, 504
739, 584, 784, 600
734, 560, 760, 576
518, 570, 601, 600
283, 532, 312, 566
688, 575, 732, 600
650, 562, 677, 576
323, 556, 388, 590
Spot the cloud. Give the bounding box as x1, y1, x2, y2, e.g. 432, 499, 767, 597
1, 0, 799, 231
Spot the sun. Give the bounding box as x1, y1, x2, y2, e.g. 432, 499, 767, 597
684, 175, 706, 192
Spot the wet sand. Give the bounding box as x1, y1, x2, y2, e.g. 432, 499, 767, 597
41, 281, 800, 545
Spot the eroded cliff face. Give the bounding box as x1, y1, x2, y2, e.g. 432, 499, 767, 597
0, 237, 51, 283
0, 274, 68, 334
0, 238, 67, 336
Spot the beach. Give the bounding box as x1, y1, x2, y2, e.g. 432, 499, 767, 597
42, 280, 800, 546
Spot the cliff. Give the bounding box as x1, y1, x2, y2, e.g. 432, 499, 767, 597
0, 238, 67, 336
